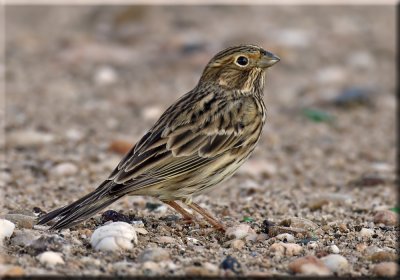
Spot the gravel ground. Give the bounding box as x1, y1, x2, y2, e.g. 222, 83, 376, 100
1, 5, 397, 277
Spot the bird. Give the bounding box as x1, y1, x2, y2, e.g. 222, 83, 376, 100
37, 44, 280, 231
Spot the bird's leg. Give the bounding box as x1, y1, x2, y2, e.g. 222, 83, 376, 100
163, 201, 195, 223
186, 202, 226, 232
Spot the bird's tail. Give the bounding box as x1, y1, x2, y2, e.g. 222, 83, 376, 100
37, 181, 121, 230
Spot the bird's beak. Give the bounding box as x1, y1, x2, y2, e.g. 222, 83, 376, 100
258, 51, 280, 68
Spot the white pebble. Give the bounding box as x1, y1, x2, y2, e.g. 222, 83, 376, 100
94, 66, 118, 85
359, 228, 374, 238
330, 245, 340, 254
52, 162, 78, 177
225, 224, 255, 240
142, 106, 163, 121
276, 233, 295, 243
90, 222, 138, 252
8, 130, 54, 148
321, 254, 349, 273
0, 219, 15, 245
37, 251, 65, 266
270, 242, 303, 256
315, 67, 346, 85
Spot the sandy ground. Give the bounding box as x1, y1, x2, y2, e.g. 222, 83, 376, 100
1, 5, 397, 277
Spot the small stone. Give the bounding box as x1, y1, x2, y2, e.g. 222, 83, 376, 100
373, 210, 397, 226
315, 66, 346, 85
238, 159, 277, 178
7, 130, 54, 148
1, 266, 25, 276
231, 239, 245, 250
225, 224, 255, 240
320, 254, 349, 273
11, 230, 39, 247
52, 162, 78, 177
347, 51, 375, 70
279, 217, 319, 231
288, 256, 331, 276
352, 174, 386, 187
101, 210, 131, 224
185, 264, 218, 276
94, 66, 118, 86
333, 87, 373, 108
135, 227, 148, 235
142, 106, 163, 121
276, 233, 295, 243
26, 235, 67, 255
329, 245, 340, 254
0, 219, 15, 245
137, 247, 171, 263
156, 236, 176, 244
372, 262, 398, 277
220, 255, 241, 274
109, 139, 133, 155
359, 228, 374, 238
338, 224, 348, 233
2, 214, 35, 229
270, 242, 303, 257
90, 222, 138, 252
37, 251, 65, 266
141, 261, 162, 275
369, 251, 397, 263
356, 243, 367, 252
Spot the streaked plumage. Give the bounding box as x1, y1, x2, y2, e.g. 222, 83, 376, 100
37, 44, 280, 231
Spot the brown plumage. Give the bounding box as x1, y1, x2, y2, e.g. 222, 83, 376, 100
37, 44, 280, 231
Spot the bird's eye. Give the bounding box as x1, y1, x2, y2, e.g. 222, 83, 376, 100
236, 56, 249, 66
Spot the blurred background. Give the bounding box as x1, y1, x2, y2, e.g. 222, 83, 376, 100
2, 5, 397, 276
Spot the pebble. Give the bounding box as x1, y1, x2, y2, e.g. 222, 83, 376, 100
0, 219, 15, 245
231, 239, 245, 250
369, 251, 397, 263
333, 87, 372, 108
288, 256, 331, 276
270, 242, 303, 257
52, 162, 78, 177
315, 66, 346, 85
359, 228, 374, 238
7, 130, 54, 148
372, 262, 398, 277
276, 233, 295, 243
101, 210, 131, 224
320, 254, 349, 273
225, 224, 255, 240
238, 159, 277, 178
94, 66, 118, 86
142, 106, 163, 121
185, 265, 218, 276
90, 222, 138, 252
329, 245, 340, 254
141, 261, 162, 275
11, 230, 39, 247
137, 247, 171, 263
156, 236, 176, 244
26, 235, 66, 255
279, 217, 319, 231
108, 139, 133, 155
373, 210, 397, 226
2, 214, 35, 229
347, 51, 375, 70
220, 255, 241, 274
37, 251, 65, 266
0, 265, 25, 276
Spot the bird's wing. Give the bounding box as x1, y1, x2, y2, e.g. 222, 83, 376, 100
106, 94, 257, 195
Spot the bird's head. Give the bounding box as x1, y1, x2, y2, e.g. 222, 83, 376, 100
199, 44, 280, 93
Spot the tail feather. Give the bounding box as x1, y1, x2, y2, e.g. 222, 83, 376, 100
37, 181, 122, 230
